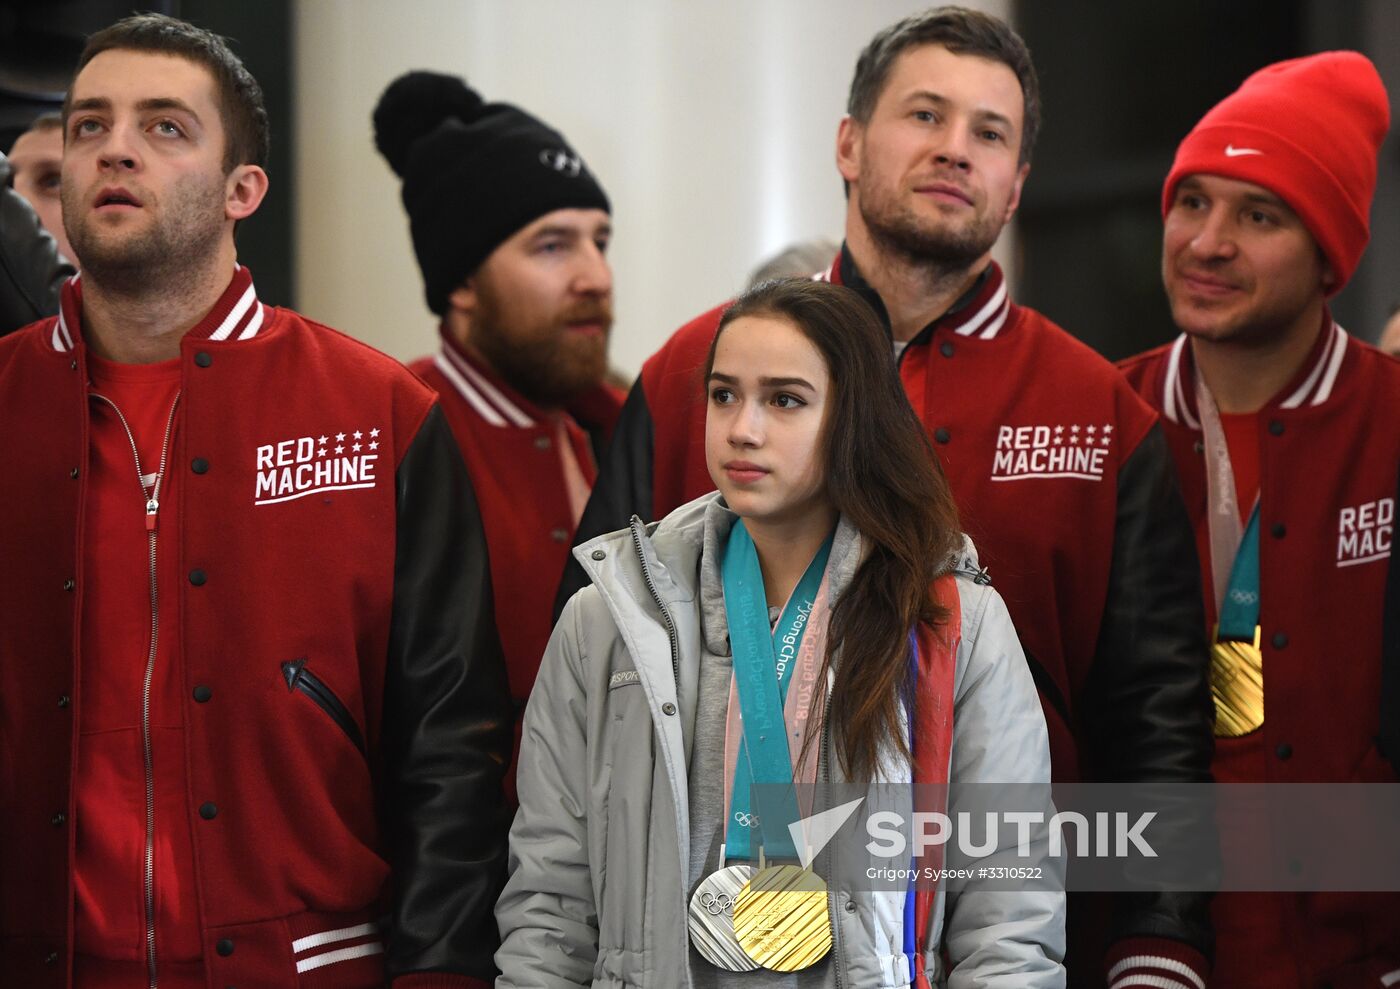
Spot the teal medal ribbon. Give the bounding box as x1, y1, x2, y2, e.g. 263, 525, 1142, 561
1217, 503, 1261, 638
721, 519, 832, 861
1211, 502, 1265, 736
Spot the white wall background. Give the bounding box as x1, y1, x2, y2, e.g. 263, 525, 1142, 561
293, 0, 1010, 376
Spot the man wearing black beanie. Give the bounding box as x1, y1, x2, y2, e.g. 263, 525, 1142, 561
375, 70, 624, 804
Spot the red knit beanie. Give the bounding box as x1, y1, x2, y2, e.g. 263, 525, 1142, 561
1162, 51, 1390, 294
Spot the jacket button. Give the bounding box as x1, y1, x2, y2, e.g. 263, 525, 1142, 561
195, 351, 213, 368
199, 802, 219, 820
1276, 743, 1293, 760
70, 467, 79, 479
51, 812, 65, 827
534, 436, 552, 450
1267, 419, 1284, 436
591, 549, 606, 561
45, 951, 59, 965
1271, 523, 1286, 539
662, 702, 677, 716
193, 685, 213, 703
1272, 632, 1288, 650
939, 341, 954, 358
550, 528, 568, 543
216, 938, 234, 956
189, 569, 207, 586
58, 694, 70, 708
844, 900, 857, 913
934, 427, 950, 444
63, 578, 75, 592
1193, 440, 1204, 455
192, 458, 209, 475
69, 359, 78, 371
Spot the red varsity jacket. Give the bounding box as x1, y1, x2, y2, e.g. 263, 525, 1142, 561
0, 270, 511, 989
411, 332, 623, 803
1121, 322, 1400, 989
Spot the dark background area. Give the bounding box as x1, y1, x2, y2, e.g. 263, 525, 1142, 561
1015, 0, 1399, 359
2, 1, 1395, 358
0, 0, 293, 306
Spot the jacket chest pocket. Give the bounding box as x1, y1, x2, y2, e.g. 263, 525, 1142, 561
282, 658, 367, 758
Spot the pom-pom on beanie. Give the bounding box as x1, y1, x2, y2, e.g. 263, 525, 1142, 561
373, 71, 610, 315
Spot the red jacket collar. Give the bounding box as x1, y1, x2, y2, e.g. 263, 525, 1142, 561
433, 329, 627, 434
52, 265, 265, 354
823, 246, 1012, 341
432, 328, 543, 429
1159, 311, 1347, 429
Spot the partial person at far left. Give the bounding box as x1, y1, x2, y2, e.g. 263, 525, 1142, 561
9, 112, 75, 262
0, 13, 511, 988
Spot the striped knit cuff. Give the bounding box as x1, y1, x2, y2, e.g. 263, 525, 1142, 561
1104, 937, 1210, 989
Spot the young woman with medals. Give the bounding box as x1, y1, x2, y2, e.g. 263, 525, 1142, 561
497, 279, 1065, 988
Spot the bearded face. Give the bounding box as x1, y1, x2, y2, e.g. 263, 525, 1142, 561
454, 208, 614, 407
838, 44, 1029, 274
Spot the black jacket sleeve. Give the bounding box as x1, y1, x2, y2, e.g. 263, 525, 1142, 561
382, 404, 512, 983
1082, 424, 1217, 957
0, 153, 72, 335
553, 378, 654, 620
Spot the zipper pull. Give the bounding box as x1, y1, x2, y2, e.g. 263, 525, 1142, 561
145, 497, 159, 532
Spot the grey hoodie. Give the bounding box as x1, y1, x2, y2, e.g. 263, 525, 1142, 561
497, 493, 1065, 988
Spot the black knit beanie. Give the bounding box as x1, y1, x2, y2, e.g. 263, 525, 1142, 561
373, 71, 611, 316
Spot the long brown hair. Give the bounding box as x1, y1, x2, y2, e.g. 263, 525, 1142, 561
706, 278, 962, 780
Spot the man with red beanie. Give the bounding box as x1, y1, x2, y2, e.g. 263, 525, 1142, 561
373, 71, 624, 803
1121, 51, 1400, 988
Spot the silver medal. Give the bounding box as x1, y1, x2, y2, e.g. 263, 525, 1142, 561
688, 864, 759, 971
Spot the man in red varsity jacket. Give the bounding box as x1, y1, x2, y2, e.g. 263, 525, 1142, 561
0, 15, 512, 989
373, 71, 624, 802
559, 8, 1215, 987
1121, 52, 1400, 988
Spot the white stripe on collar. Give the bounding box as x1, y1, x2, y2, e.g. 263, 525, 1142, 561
50, 274, 79, 353
52, 315, 72, 353
48, 270, 265, 351
1279, 320, 1345, 409
1162, 320, 1347, 426
433, 346, 536, 428
955, 278, 1009, 338
1162, 335, 1200, 430
238, 302, 265, 340
209, 282, 256, 341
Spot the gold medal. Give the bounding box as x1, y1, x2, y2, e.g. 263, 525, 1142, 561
1211, 623, 1264, 737
733, 864, 832, 971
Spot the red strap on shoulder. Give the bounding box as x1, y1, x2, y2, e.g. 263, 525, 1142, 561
912, 573, 960, 986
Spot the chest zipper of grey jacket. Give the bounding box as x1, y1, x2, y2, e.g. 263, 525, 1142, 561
92, 390, 182, 989
628, 516, 679, 686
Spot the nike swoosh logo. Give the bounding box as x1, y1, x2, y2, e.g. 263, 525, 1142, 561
1224, 145, 1263, 157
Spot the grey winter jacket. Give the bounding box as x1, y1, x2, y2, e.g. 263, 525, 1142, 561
497, 493, 1065, 988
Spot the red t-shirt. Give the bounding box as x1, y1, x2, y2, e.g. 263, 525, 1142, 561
1219, 410, 1261, 520
77, 354, 204, 986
